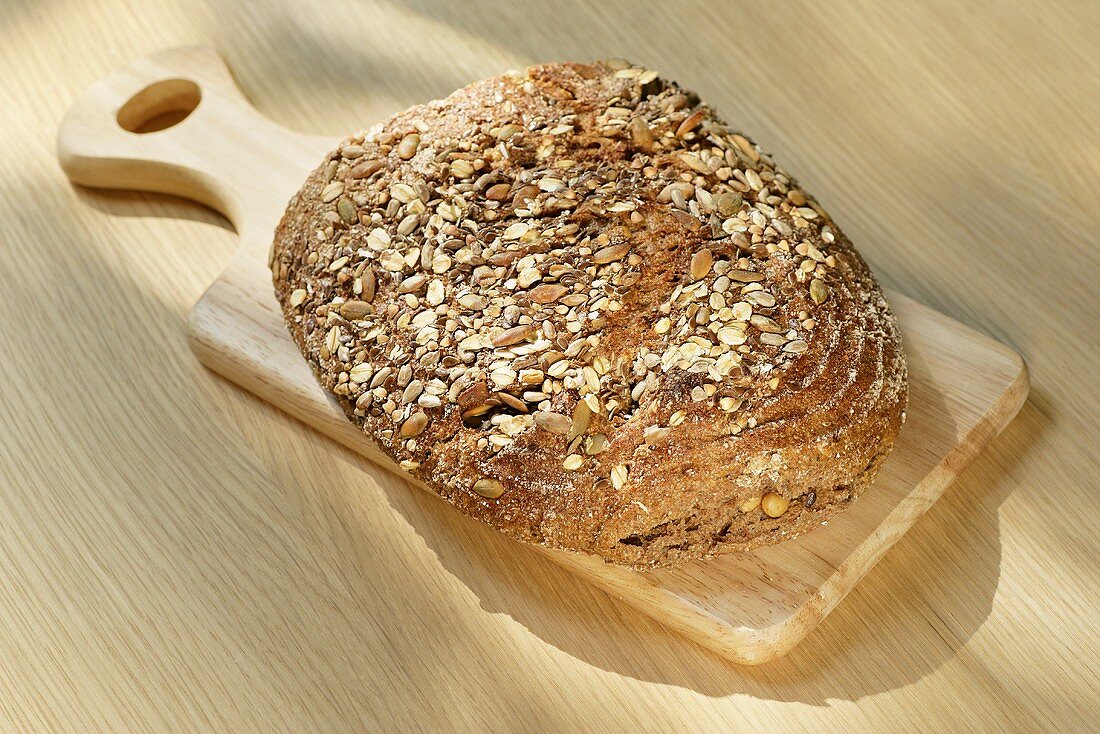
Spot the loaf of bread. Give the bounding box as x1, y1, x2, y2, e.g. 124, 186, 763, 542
270, 61, 908, 568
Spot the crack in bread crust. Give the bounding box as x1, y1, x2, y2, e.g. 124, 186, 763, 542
270, 60, 908, 569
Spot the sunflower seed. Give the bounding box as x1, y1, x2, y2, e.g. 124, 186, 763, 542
680, 152, 711, 174
751, 314, 783, 333
657, 181, 695, 203
534, 411, 571, 434
361, 268, 377, 301
402, 380, 424, 403
397, 274, 426, 294
426, 279, 445, 306
472, 478, 505, 498
321, 181, 344, 203
538, 177, 565, 192
350, 160, 383, 179
497, 392, 527, 412
728, 269, 765, 283
528, 284, 568, 303
676, 109, 706, 137
486, 183, 511, 201
340, 301, 370, 319
690, 248, 713, 281
397, 213, 420, 235
369, 366, 392, 389
493, 324, 535, 347
732, 133, 759, 161
761, 332, 786, 346
592, 243, 630, 264
457, 293, 487, 310
400, 411, 429, 437
397, 134, 420, 160
744, 290, 775, 308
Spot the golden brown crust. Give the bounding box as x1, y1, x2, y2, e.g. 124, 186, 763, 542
270, 61, 908, 569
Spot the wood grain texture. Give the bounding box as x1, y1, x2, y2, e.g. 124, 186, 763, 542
2, 0, 1098, 730
56, 46, 1028, 664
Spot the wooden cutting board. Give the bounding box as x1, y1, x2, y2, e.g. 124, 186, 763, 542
57, 46, 1029, 665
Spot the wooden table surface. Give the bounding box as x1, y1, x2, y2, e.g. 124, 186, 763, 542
1, 1, 1096, 731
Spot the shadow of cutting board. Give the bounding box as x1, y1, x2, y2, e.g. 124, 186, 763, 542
57, 46, 1029, 664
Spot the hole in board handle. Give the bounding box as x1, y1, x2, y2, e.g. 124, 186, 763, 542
117, 79, 202, 134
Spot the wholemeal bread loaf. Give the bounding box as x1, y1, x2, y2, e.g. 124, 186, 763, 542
270, 61, 908, 569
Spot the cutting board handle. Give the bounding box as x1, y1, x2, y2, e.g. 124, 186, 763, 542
57, 46, 332, 237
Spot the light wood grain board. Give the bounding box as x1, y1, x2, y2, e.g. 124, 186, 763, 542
57, 46, 1028, 664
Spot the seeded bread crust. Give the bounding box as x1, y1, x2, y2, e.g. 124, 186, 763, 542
270, 61, 908, 569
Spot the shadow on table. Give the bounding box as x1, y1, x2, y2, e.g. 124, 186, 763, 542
358, 391, 1042, 705
73, 187, 234, 233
